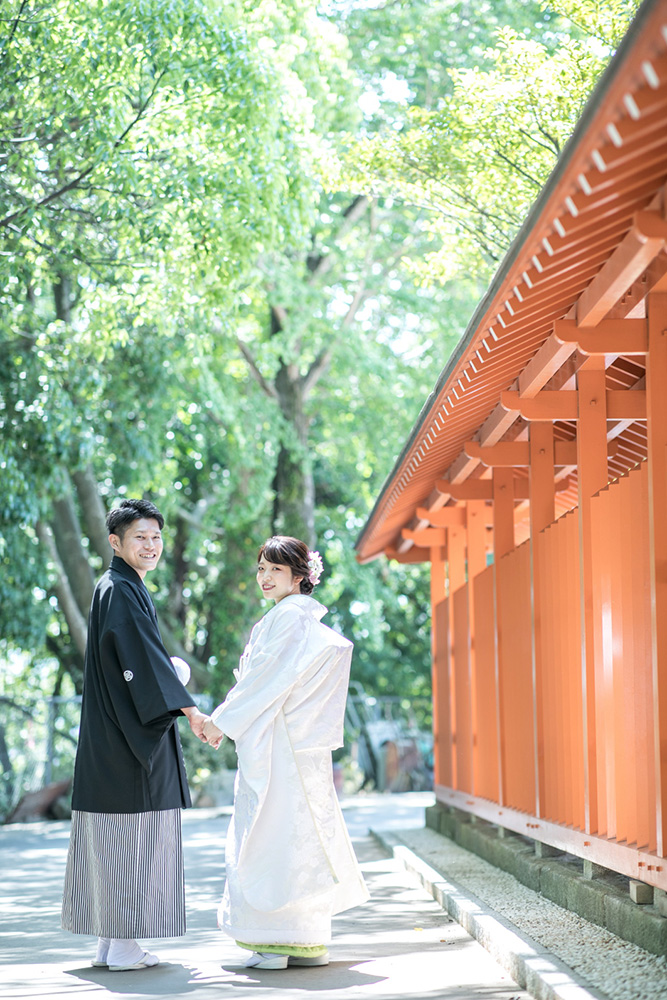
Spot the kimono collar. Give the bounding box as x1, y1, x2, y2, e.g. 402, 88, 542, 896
273, 593, 328, 621
110, 554, 146, 588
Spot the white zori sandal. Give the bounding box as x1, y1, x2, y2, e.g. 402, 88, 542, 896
103, 939, 160, 971
243, 951, 289, 970
243, 949, 330, 970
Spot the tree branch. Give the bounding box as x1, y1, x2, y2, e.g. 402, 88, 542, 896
236, 339, 278, 400
302, 345, 333, 399
0, 66, 170, 229
0, 0, 29, 66
307, 195, 370, 282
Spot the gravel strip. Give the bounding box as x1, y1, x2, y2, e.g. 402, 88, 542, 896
390, 826, 667, 1000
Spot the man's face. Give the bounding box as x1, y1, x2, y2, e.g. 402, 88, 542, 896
109, 518, 163, 579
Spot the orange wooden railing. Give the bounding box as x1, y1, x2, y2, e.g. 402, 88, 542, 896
434, 460, 666, 889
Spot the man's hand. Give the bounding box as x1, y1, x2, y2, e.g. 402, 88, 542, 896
203, 718, 224, 750
181, 706, 210, 742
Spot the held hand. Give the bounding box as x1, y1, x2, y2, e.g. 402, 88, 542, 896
203, 718, 224, 750
182, 706, 209, 742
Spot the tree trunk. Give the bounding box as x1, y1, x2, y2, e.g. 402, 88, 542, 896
272, 361, 315, 546
50, 476, 95, 613
72, 465, 110, 563
53, 273, 73, 323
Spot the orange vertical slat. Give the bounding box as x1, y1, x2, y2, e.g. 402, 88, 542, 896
632, 463, 655, 851
448, 527, 466, 788
534, 510, 583, 829
550, 521, 570, 823
590, 482, 610, 839
497, 542, 535, 815
467, 501, 488, 795
453, 585, 472, 792
532, 522, 546, 820
617, 471, 635, 846
529, 422, 556, 821
430, 550, 451, 788
473, 565, 499, 802
577, 359, 609, 836
566, 508, 586, 832
545, 518, 563, 822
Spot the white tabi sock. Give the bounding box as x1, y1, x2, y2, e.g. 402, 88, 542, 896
107, 939, 159, 969
93, 937, 111, 965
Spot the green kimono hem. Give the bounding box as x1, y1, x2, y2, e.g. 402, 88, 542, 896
236, 941, 327, 958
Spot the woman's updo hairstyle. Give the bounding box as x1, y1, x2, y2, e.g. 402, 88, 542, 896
257, 535, 318, 595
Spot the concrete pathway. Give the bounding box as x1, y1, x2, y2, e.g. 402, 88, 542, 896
0, 793, 528, 999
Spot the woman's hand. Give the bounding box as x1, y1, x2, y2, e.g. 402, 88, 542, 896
203, 718, 224, 749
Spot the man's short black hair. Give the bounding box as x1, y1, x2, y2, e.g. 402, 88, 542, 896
106, 499, 165, 540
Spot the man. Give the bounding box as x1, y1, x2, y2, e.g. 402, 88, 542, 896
61, 498, 210, 971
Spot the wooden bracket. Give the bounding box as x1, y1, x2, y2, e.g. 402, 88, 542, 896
465, 438, 620, 466
401, 527, 447, 547
416, 506, 467, 527
554, 318, 648, 356
436, 477, 573, 501
385, 546, 431, 564
502, 390, 647, 421
501, 391, 578, 420
464, 441, 530, 465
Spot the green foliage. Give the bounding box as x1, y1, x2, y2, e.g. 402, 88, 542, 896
335, 0, 557, 115
546, 0, 642, 46
344, 0, 641, 278
1, 0, 320, 272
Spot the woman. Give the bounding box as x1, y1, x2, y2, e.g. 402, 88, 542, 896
203, 536, 368, 970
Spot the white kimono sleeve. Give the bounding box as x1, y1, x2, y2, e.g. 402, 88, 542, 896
210, 602, 314, 743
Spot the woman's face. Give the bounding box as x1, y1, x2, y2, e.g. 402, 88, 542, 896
256, 555, 303, 603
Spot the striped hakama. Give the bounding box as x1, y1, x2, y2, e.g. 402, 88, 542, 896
61, 808, 185, 938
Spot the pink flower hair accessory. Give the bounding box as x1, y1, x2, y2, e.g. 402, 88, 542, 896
307, 550, 323, 586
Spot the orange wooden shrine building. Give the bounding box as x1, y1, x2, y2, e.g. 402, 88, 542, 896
356, 0, 667, 892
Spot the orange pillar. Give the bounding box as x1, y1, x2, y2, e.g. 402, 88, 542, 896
529, 423, 555, 533
430, 546, 451, 788
493, 468, 514, 558
577, 358, 608, 836
467, 501, 488, 578
529, 422, 555, 820
646, 291, 667, 856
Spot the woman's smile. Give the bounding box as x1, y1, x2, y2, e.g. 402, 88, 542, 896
256, 557, 302, 603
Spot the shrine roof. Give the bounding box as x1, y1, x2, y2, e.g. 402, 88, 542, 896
356, 0, 667, 563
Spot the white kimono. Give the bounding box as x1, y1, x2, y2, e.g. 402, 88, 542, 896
211, 594, 369, 946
